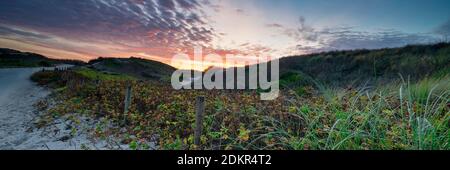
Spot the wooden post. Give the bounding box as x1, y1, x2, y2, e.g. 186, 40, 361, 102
124, 82, 132, 114
121, 82, 132, 125
194, 96, 205, 146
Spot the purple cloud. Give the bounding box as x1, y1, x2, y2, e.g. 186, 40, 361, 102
0, 0, 216, 58
275, 16, 439, 54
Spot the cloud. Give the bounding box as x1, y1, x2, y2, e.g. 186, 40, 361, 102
278, 16, 438, 54
267, 16, 320, 47
157, 0, 176, 10
0, 25, 51, 40
434, 19, 450, 41
235, 8, 244, 14
176, 0, 200, 9
0, 0, 216, 59
297, 16, 319, 41
320, 28, 435, 51
0, 1, 445, 66
266, 23, 283, 28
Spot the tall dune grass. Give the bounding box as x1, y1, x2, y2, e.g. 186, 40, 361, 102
263, 76, 449, 150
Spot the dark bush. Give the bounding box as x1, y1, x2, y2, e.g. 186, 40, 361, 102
30, 71, 62, 86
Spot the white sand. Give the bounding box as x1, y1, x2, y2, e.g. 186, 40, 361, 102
0, 67, 133, 150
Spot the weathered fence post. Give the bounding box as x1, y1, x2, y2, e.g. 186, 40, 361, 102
194, 96, 205, 147
123, 82, 132, 125
124, 82, 132, 114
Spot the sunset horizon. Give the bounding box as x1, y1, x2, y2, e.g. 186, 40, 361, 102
1, 0, 449, 69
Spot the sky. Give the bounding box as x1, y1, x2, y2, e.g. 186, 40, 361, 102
0, 0, 449, 69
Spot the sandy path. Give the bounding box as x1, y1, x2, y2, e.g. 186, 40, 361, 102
0, 68, 50, 149
0, 67, 128, 150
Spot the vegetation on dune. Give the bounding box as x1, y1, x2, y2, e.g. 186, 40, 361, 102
0, 59, 51, 68
87, 57, 175, 81
31, 68, 449, 150
28, 43, 450, 150
279, 43, 450, 86
30, 71, 64, 87
74, 67, 135, 81
0, 48, 84, 68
